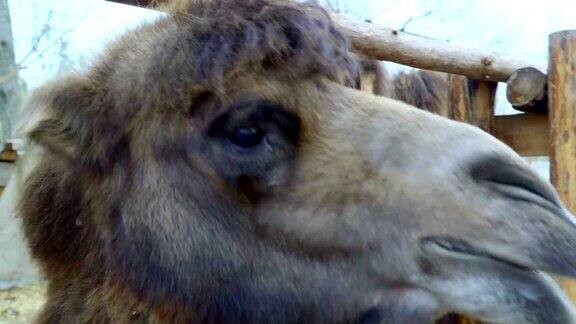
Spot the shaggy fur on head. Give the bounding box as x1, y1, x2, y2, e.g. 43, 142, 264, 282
165, 0, 361, 91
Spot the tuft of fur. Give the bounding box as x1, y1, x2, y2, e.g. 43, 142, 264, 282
357, 58, 449, 117
164, 0, 361, 91
389, 70, 449, 116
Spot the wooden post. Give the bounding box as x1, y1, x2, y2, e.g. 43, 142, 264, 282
449, 75, 496, 132
449, 75, 471, 122
549, 30, 576, 302
468, 79, 497, 132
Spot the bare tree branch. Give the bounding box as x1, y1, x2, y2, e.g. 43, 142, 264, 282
0, 11, 89, 85
395, 11, 449, 42
0, 11, 54, 86
399, 11, 432, 32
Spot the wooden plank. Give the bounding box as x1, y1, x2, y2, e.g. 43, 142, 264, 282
549, 30, 576, 302
492, 114, 549, 157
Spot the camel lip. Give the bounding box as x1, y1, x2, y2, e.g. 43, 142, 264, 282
420, 236, 531, 271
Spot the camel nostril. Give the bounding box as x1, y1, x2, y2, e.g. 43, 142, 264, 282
469, 155, 561, 207
467, 155, 576, 229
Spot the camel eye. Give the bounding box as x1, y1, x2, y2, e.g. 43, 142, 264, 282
227, 126, 264, 148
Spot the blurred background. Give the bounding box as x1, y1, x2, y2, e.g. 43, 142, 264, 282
0, 0, 573, 321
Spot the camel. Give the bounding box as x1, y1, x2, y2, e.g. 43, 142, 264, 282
15, 0, 576, 322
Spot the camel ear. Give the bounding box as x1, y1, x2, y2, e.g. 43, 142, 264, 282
18, 75, 125, 172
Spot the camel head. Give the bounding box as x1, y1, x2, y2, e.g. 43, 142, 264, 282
17, 0, 576, 322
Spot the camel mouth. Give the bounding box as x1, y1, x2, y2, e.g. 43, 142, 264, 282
421, 236, 530, 271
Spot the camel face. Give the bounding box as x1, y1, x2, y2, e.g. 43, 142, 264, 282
17, 0, 576, 323
247, 80, 576, 323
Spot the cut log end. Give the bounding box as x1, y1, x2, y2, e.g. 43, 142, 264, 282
506, 67, 547, 113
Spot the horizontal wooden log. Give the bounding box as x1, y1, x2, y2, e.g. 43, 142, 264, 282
506, 67, 547, 113
335, 16, 542, 82
492, 113, 549, 157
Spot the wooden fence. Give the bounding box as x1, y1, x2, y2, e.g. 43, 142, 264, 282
105, 1, 576, 322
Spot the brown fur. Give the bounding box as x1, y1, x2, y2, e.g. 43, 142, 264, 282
358, 58, 391, 96
17, 0, 576, 323
389, 70, 449, 116
357, 59, 449, 117
19, 1, 364, 322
